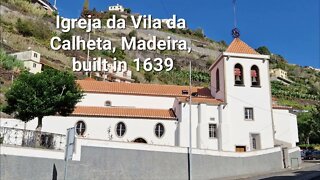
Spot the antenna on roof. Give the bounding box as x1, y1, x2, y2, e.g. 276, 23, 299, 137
232, 0, 240, 38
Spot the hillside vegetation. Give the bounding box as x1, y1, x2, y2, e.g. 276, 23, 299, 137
0, 0, 319, 110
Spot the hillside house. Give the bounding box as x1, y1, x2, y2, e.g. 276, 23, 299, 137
270, 68, 293, 85
108, 4, 124, 12
32, 0, 57, 12
93, 68, 134, 83
9, 50, 43, 74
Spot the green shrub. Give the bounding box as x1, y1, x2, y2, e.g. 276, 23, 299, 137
0, 49, 24, 70
16, 18, 33, 36
102, 48, 126, 60
4, 0, 48, 16
144, 71, 155, 82
128, 30, 137, 38
60, 31, 74, 41
16, 18, 52, 40
193, 28, 205, 38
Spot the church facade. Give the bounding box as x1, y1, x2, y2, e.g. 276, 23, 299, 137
1, 38, 299, 152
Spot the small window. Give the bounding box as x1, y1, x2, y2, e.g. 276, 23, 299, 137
234, 64, 244, 85
155, 123, 165, 138
75, 121, 86, 136
251, 65, 260, 86
209, 124, 217, 138
116, 122, 126, 137
33, 53, 38, 58
105, 101, 112, 106
33, 63, 37, 68
244, 108, 254, 120
210, 117, 215, 121
216, 69, 220, 92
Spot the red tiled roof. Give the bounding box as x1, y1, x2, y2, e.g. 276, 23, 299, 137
226, 38, 260, 55
77, 80, 212, 98
72, 106, 177, 120
272, 105, 293, 110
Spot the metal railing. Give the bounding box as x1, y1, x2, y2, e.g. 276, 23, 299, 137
0, 127, 66, 151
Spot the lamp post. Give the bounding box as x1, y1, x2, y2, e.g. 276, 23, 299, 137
188, 60, 192, 180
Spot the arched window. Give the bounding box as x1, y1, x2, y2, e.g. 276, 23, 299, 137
116, 122, 126, 137
216, 69, 220, 92
154, 123, 165, 138
234, 64, 244, 85
105, 101, 112, 107
75, 121, 86, 136
251, 65, 260, 86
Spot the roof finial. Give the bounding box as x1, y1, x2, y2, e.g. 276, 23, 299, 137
232, 0, 240, 38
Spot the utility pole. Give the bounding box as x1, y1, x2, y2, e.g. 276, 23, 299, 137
188, 60, 192, 180
86, 33, 91, 77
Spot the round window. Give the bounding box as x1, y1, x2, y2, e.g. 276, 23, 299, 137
116, 122, 126, 137
75, 121, 86, 136
154, 123, 165, 138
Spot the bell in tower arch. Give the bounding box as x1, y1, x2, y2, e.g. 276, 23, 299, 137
252, 76, 257, 83
235, 75, 241, 82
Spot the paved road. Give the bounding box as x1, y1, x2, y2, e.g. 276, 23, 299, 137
242, 162, 320, 180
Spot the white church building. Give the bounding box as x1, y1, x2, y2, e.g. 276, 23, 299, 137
1, 38, 299, 153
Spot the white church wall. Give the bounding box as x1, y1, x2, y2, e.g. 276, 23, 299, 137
78, 93, 175, 109
178, 103, 219, 150
1, 117, 178, 147
273, 109, 298, 148
222, 56, 274, 151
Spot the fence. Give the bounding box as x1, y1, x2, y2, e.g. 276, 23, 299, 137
0, 127, 66, 150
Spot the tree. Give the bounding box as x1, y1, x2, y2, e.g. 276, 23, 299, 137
298, 103, 320, 144
4, 69, 84, 131
256, 46, 271, 55
124, 8, 131, 14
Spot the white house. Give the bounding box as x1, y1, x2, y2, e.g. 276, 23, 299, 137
1, 38, 299, 152
32, 0, 57, 12
93, 64, 134, 83
108, 4, 125, 12
270, 68, 293, 85
9, 50, 42, 74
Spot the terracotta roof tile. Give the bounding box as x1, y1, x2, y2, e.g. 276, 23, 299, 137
226, 38, 260, 55
77, 80, 212, 98
72, 106, 177, 120
272, 105, 293, 110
